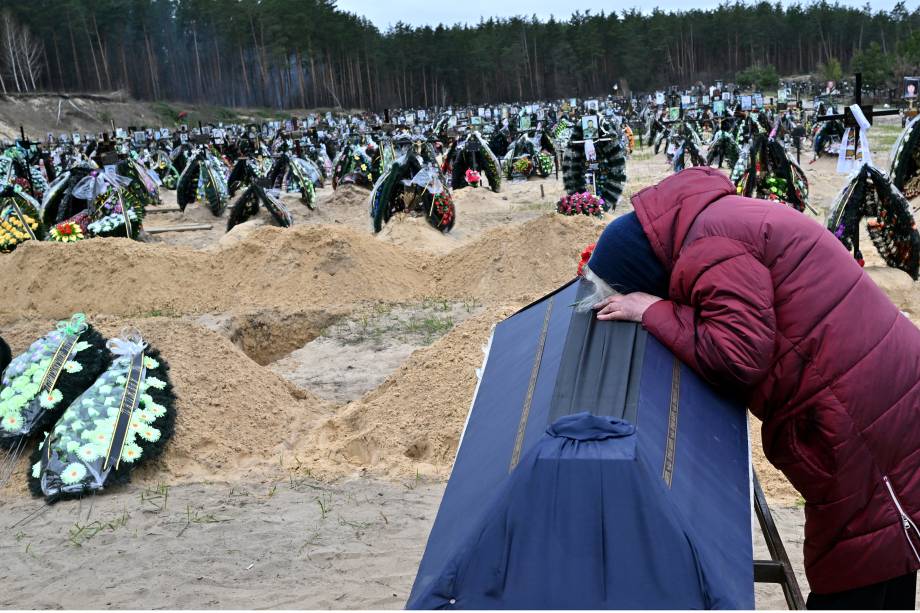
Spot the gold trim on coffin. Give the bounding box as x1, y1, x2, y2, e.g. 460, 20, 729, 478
662, 358, 681, 488
509, 296, 554, 472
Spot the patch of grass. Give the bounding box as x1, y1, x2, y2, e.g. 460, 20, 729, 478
177, 505, 231, 536
227, 486, 250, 499
138, 307, 178, 318
150, 101, 180, 124
140, 483, 170, 513
373, 302, 394, 316
462, 297, 482, 313
68, 510, 130, 547
869, 124, 904, 153
250, 107, 293, 121
403, 314, 453, 340
403, 468, 422, 491
299, 526, 323, 554
315, 493, 333, 520
338, 517, 371, 530
335, 301, 463, 345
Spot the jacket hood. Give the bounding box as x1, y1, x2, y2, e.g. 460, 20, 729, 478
632, 167, 736, 271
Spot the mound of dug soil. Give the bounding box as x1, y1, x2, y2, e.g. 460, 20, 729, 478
0, 316, 328, 497
376, 215, 461, 254
325, 183, 372, 209
0, 225, 433, 322
303, 309, 515, 479
435, 213, 605, 304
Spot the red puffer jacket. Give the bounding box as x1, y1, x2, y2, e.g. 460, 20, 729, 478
635, 167, 920, 594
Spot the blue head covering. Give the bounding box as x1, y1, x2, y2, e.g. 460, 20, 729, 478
586, 212, 669, 298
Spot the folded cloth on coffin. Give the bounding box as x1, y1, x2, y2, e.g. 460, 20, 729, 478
407, 278, 753, 610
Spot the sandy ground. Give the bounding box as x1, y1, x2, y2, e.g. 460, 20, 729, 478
1, 114, 919, 608
0, 476, 813, 610
5, 480, 905, 610
0, 478, 444, 609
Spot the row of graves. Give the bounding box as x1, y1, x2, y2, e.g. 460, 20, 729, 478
0, 100, 636, 525
0, 98, 637, 246
638, 74, 920, 280
2, 80, 918, 278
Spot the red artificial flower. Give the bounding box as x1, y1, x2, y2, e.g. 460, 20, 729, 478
56, 223, 73, 235
577, 243, 596, 277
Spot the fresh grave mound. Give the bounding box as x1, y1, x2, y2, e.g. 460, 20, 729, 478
0, 238, 213, 322
375, 215, 460, 254
0, 317, 326, 497
304, 308, 515, 479
324, 182, 372, 209
0, 224, 433, 322
435, 213, 605, 304
212, 224, 434, 306
450, 176, 555, 212
108, 318, 328, 484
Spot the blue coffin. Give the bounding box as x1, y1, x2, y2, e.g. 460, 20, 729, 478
407, 279, 753, 610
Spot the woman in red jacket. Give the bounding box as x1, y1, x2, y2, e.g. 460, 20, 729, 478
584, 167, 920, 609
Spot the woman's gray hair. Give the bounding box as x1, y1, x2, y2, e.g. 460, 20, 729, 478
575, 265, 619, 313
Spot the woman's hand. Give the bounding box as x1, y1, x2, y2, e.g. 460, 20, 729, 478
593, 292, 663, 322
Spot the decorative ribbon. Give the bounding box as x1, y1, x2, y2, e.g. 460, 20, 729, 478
407, 166, 443, 194
116, 191, 134, 238
71, 167, 132, 201
103, 349, 146, 472
33, 314, 87, 398
106, 330, 148, 357
56, 313, 88, 336
584, 138, 597, 162
837, 104, 873, 174
131, 159, 161, 190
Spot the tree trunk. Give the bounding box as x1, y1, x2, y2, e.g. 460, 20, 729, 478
143, 29, 159, 99
193, 26, 203, 99
296, 49, 306, 108
52, 32, 63, 90
82, 18, 103, 90
68, 21, 83, 90
5, 16, 22, 92
91, 14, 111, 89
239, 45, 250, 103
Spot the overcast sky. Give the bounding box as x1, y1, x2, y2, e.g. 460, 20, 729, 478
335, 0, 905, 29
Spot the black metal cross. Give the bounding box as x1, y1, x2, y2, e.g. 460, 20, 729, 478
816, 73, 900, 137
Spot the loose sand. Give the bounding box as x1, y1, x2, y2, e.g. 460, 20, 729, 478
1, 120, 918, 607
